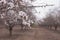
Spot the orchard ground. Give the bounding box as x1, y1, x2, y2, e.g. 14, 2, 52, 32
0, 24, 60, 40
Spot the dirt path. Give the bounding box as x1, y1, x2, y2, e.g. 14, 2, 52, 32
0, 25, 60, 40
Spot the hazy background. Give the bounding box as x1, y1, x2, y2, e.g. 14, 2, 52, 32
32, 0, 60, 20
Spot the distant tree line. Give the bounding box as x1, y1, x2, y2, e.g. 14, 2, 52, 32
39, 7, 60, 31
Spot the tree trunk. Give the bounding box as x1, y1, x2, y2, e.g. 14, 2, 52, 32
55, 25, 57, 31
9, 27, 12, 36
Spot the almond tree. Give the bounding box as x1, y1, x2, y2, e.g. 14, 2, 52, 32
0, 0, 36, 36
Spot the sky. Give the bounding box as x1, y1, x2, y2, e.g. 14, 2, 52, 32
31, 0, 60, 20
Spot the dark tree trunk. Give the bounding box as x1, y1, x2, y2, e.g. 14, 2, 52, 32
55, 25, 57, 31
9, 27, 13, 36
20, 23, 24, 30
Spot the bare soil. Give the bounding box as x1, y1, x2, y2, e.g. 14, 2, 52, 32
0, 25, 60, 40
